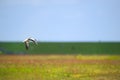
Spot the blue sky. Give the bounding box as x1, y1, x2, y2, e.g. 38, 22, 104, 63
0, 0, 120, 42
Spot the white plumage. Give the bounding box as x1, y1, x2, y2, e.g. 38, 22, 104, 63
23, 37, 37, 50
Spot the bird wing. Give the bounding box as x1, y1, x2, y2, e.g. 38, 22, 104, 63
28, 38, 38, 45
24, 42, 29, 50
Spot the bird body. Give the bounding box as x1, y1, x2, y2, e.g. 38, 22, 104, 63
23, 37, 37, 50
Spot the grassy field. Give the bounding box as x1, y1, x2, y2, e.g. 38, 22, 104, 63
0, 42, 120, 54
0, 55, 120, 80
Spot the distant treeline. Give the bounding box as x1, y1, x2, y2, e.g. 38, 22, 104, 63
0, 42, 120, 54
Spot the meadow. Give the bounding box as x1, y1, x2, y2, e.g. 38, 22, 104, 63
0, 42, 120, 54
0, 55, 120, 80
0, 42, 120, 80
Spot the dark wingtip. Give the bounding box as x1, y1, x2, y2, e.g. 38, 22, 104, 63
24, 42, 29, 50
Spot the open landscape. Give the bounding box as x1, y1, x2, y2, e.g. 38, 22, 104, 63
1, 0, 120, 80
0, 42, 120, 80
0, 42, 120, 54
0, 55, 120, 80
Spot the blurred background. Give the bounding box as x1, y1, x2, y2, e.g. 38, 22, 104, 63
0, 0, 120, 54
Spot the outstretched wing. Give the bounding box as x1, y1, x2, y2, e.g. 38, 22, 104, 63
24, 42, 29, 50
28, 38, 38, 45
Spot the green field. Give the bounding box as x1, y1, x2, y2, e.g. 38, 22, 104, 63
0, 42, 120, 80
0, 42, 120, 54
0, 55, 120, 80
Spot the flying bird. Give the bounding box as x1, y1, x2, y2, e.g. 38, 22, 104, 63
23, 37, 38, 50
